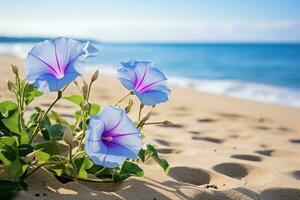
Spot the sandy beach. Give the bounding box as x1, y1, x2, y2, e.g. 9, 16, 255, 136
1, 53, 300, 200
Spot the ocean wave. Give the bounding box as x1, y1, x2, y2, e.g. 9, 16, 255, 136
168, 77, 300, 108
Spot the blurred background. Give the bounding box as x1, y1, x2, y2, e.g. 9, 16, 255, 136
0, 0, 300, 107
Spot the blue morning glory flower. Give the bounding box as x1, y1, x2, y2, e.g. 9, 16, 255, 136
24, 37, 97, 92
85, 105, 142, 168
117, 60, 170, 106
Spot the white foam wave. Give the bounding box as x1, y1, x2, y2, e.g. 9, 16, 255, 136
0, 43, 33, 59
168, 77, 300, 108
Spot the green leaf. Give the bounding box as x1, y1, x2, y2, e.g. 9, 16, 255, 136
120, 160, 144, 177
74, 110, 82, 122
146, 144, 170, 174
0, 136, 18, 149
89, 103, 100, 115
0, 149, 17, 166
87, 164, 112, 179
113, 161, 144, 183
52, 164, 66, 176
35, 140, 60, 155
9, 159, 29, 181
0, 180, 27, 200
0, 137, 18, 165
138, 149, 146, 162
48, 111, 69, 125
17, 144, 34, 157
35, 151, 50, 164
1, 110, 20, 134
0, 101, 18, 118
74, 157, 93, 179
44, 124, 64, 140
24, 84, 43, 105
64, 95, 84, 106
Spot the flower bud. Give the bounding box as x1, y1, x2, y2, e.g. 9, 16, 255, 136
37, 111, 44, 123
81, 101, 90, 111
24, 151, 36, 163
74, 80, 79, 87
63, 126, 74, 146
163, 120, 174, 126
82, 82, 89, 99
125, 99, 134, 113
91, 70, 99, 82
142, 143, 147, 150
11, 64, 19, 75
7, 80, 14, 92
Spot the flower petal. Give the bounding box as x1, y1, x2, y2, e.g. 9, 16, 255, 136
117, 67, 136, 91
136, 89, 170, 106
25, 39, 58, 83
97, 105, 123, 131
24, 37, 98, 92
33, 71, 79, 92
85, 105, 142, 168
88, 151, 127, 168
85, 116, 106, 153
118, 60, 170, 105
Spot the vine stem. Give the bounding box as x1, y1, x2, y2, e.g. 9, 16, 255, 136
29, 90, 63, 144
138, 103, 144, 121
77, 79, 95, 152
114, 92, 133, 107
25, 161, 63, 179
68, 144, 78, 179
143, 122, 163, 125
77, 110, 87, 152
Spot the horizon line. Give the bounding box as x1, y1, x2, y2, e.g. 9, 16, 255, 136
1, 35, 300, 45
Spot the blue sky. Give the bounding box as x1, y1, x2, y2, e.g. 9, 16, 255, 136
0, 0, 300, 42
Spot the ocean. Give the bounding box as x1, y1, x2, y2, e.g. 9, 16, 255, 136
0, 38, 300, 108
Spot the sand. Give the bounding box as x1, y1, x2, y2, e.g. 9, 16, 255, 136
1, 53, 300, 200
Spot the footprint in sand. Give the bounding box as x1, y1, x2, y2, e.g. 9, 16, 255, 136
212, 162, 270, 184
289, 139, 300, 144
156, 148, 180, 154
217, 112, 245, 119
168, 167, 212, 185
260, 187, 300, 200
198, 118, 217, 123
213, 163, 249, 179
189, 131, 202, 135
277, 126, 291, 132
173, 106, 188, 111
192, 136, 224, 144
251, 125, 271, 130
255, 149, 300, 158
230, 154, 262, 162
154, 139, 171, 146
291, 170, 300, 181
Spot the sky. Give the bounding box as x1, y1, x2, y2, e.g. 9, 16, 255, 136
0, 0, 300, 42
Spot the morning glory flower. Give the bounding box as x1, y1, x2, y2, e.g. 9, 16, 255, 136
85, 105, 142, 168
24, 37, 97, 92
117, 60, 170, 106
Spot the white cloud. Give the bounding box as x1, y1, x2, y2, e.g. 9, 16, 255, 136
0, 18, 300, 42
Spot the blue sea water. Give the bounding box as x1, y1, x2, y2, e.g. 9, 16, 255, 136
0, 39, 300, 107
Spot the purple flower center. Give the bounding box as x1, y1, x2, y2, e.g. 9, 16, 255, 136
101, 130, 116, 146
